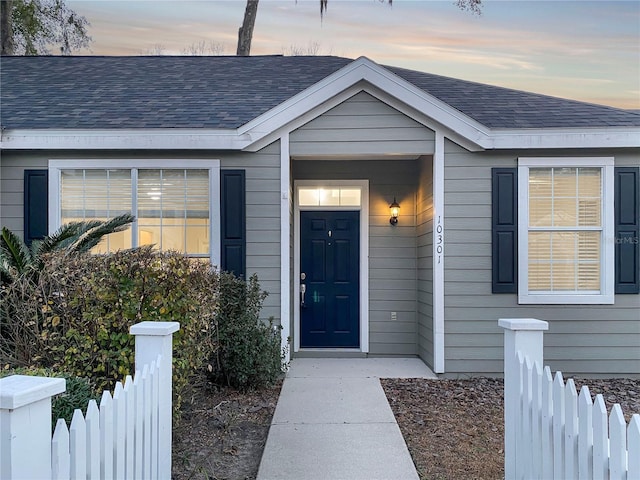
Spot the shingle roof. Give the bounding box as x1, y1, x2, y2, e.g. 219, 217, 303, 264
1, 55, 639, 130
386, 65, 640, 129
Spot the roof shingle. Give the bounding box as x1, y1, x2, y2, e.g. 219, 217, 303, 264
1, 55, 638, 130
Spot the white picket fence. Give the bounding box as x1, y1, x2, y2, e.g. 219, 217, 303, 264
0, 321, 179, 480
500, 318, 640, 480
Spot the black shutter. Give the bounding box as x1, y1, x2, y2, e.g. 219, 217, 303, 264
24, 170, 49, 246
615, 167, 639, 294
220, 170, 246, 278
492, 168, 518, 293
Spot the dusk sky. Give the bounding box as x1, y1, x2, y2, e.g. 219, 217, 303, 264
67, 0, 640, 109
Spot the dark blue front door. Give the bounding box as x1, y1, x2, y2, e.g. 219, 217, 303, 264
300, 211, 360, 348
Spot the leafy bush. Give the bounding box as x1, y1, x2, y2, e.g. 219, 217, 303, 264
0, 367, 98, 429
213, 272, 284, 390
0, 247, 218, 409
1, 244, 284, 407
53, 375, 98, 427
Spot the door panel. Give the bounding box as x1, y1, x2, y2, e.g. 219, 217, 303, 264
334, 240, 351, 282
310, 240, 326, 282
300, 211, 360, 348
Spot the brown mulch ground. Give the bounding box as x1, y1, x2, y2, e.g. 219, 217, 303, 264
382, 378, 505, 480
172, 380, 283, 480
171, 376, 639, 480
381, 377, 640, 480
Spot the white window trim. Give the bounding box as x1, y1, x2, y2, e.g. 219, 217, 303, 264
48, 159, 221, 267
517, 157, 614, 305
293, 179, 370, 353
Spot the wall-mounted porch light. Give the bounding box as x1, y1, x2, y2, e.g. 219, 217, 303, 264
389, 197, 400, 225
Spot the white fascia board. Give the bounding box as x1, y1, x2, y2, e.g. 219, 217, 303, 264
245, 83, 367, 152
242, 56, 491, 152
360, 84, 484, 152
489, 127, 640, 149
250, 81, 484, 154
0, 129, 251, 150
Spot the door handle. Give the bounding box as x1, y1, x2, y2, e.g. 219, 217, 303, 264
300, 283, 306, 308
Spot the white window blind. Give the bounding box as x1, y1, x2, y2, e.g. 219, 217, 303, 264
60, 168, 210, 256
528, 167, 602, 292
61, 169, 132, 252
137, 169, 210, 256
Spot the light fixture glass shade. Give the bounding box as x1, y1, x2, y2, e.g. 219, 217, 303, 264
389, 197, 400, 225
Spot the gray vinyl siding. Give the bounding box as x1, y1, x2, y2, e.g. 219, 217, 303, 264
0, 144, 282, 325
290, 91, 435, 158
417, 155, 434, 368
222, 142, 281, 322
293, 159, 420, 355
1, 154, 47, 236
443, 141, 640, 376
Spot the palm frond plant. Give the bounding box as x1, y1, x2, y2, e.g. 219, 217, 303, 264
0, 213, 134, 286
0, 227, 33, 284
70, 214, 135, 253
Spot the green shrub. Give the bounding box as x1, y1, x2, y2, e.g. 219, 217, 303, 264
1, 247, 218, 410
0, 367, 98, 430
53, 375, 97, 427
213, 272, 284, 389
1, 246, 284, 404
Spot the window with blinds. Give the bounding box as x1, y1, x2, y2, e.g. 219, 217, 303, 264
138, 169, 210, 256
60, 168, 210, 257
518, 157, 614, 305
528, 167, 602, 292
61, 169, 132, 253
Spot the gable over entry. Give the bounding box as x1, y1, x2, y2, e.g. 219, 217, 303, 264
281, 81, 445, 367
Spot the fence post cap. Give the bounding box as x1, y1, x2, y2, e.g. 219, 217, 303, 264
498, 318, 549, 331
130, 321, 180, 336
0, 375, 66, 409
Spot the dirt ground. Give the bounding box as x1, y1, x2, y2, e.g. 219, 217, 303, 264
172, 376, 639, 480
172, 380, 283, 480
381, 377, 640, 480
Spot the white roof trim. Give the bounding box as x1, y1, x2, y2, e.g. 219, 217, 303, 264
488, 127, 640, 149
242, 56, 491, 151
1, 56, 638, 151
0, 128, 251, 150
247, 80, 483, 153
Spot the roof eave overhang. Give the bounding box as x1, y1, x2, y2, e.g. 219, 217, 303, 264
2, 127, 638, 151
486, 127, 640, 150
0, 128, 251, 150
2, 57, 639, 152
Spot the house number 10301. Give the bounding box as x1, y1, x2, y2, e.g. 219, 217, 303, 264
436, 216, 443, 264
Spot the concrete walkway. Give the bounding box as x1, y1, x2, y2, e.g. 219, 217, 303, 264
257, 358, 437, 480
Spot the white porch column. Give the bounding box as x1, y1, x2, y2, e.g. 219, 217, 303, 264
0, 375, 66, 480
432, 131, 445, 373
280, 135, 291, 363
130, 321, 180, 480
499, 317, 548, 480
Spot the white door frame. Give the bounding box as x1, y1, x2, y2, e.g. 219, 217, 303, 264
293, 179, 370, 352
